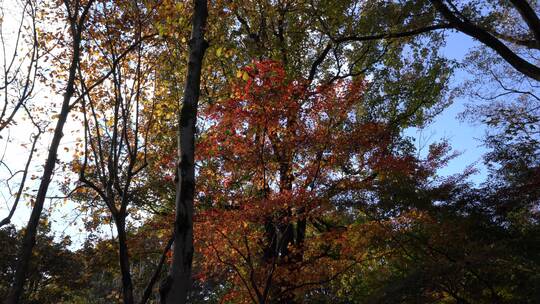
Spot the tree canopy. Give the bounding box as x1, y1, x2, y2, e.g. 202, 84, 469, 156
0, 0, 539, 303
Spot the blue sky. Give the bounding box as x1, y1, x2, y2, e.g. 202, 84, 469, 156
407, 31, 488, 184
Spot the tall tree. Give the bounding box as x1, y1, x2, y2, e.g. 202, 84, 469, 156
4, 0, 94, 302
159, 0, 208, 303
71, 1, 160, 302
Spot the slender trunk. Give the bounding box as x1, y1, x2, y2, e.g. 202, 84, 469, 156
296, 215, 306, 246
140, 236, 174, 304
4, 24, 83, 304
279, 163, 294, 257
263, 219, 279, 260
159, 1, 208, 303
115, 214, 135, 304
264, 162, 294, 261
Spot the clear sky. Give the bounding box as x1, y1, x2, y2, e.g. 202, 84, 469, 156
407, 31, 488, 185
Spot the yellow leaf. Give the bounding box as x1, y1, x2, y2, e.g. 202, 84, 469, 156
242, 71, 249, 81
216, 47, 222, 57
236, 70, 243, 78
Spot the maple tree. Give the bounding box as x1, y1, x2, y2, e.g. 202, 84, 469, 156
191, 60, 435, 302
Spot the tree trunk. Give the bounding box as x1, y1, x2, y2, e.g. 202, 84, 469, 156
115, 214, 135, 304
159, 0, 208, 303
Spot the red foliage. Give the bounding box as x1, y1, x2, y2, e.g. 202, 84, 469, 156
191, 60, 425, 302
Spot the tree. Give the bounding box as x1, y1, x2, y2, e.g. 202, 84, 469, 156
0, 0, 39, 132
159, 0, 209, 303
5, 1, 95, 302
149, 0, 452, 301
191, 60, 444, 303
70, 1, 160, 302
2, 0, 538, 303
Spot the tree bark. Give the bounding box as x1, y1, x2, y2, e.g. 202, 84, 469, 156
159, 0, 208, 303
115, 214, 135, 304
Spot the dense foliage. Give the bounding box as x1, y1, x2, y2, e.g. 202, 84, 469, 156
0, 0, 539, 303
